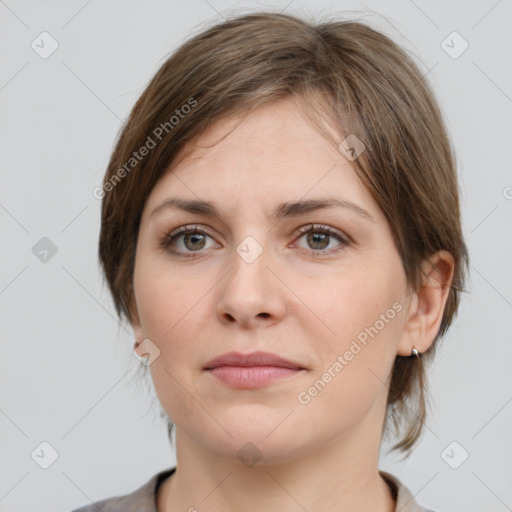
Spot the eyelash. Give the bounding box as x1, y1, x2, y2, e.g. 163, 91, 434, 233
160, 223, 349, 258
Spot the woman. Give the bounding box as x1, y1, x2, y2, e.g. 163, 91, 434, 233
73, 11, 468, 512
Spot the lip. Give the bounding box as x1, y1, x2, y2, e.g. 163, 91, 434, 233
204, 351, 306, 389
204, 351, 304, 370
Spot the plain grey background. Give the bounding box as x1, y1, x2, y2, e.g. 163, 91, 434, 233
1, 1, 511, 511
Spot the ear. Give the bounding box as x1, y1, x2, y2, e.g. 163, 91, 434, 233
396, 250, 455, 356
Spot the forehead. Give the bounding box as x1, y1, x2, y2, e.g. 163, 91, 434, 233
169, 97, 338, 174
144, 98, 381, 222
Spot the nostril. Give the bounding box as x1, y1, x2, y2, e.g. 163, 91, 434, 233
258, 312, 270, 318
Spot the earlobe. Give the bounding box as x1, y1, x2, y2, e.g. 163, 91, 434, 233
128, 304, 146, 345
132, 323, 145, 348
397, 250, 455, 357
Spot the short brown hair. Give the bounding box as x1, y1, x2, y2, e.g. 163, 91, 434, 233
98, 11, 469, 456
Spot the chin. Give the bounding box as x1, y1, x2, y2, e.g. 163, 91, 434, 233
208, 434, 306, 467
189, 413, 310, 465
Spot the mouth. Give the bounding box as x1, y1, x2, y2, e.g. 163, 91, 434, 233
203, 351, 306, 389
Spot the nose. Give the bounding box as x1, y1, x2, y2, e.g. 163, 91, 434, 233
216, 242, 286, 329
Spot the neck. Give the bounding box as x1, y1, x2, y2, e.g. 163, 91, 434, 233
157, 425, 396, 512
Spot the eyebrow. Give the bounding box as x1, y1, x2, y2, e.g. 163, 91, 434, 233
149, 197, 375, 223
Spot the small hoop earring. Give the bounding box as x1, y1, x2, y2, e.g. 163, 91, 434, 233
411, 347, 421, 358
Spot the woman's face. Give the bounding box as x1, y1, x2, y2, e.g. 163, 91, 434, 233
132, 97, 414, 463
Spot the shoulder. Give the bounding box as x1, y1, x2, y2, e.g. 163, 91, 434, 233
379, 470, 437, 512
69, 467, 176, 512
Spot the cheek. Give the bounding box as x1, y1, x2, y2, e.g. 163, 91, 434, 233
294, 285, 400, 433
135, 256, 196, 338
293, 265, 391, 342
137, 272, 209, 421
296, 266, 402, 386
134, 260, 219, 371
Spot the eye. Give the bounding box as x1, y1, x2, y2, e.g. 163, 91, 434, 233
160, 223, 349, 258
161, 224, 217, 256
290, 224, 349, 255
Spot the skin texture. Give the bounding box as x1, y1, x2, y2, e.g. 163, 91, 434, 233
131, 97, 455, 512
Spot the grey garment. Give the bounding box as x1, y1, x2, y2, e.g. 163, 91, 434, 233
70, 467, 435, 512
